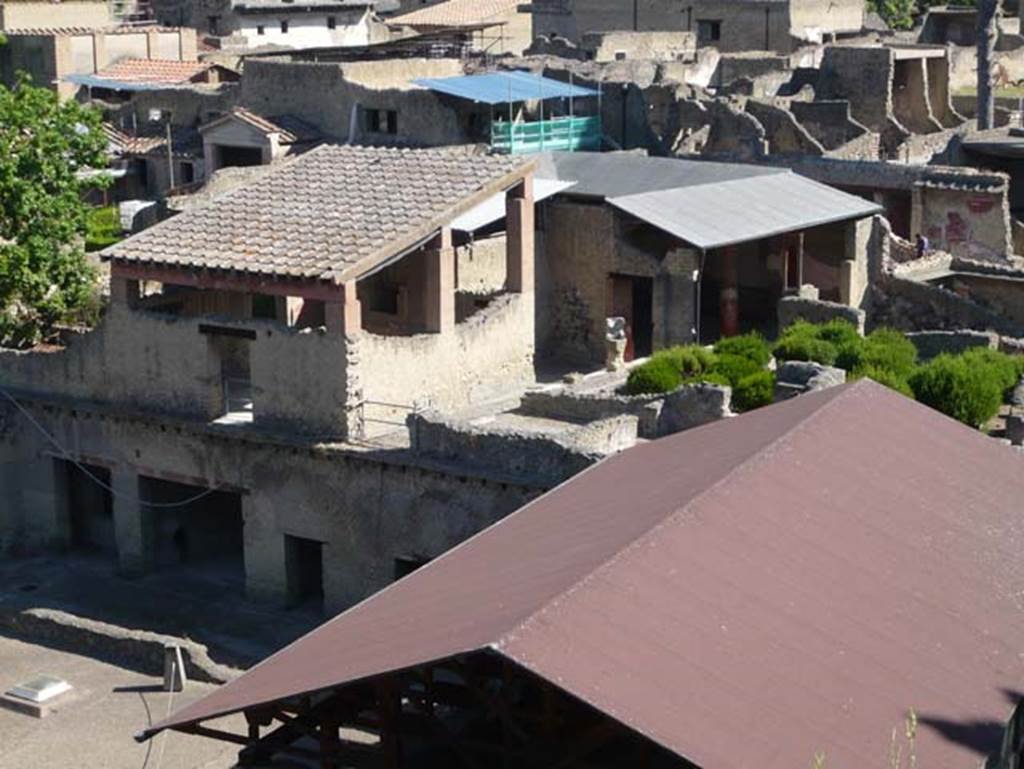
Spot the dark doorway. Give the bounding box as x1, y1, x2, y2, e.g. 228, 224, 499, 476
59, 459, 116, 556
285, 535, 324, 610
140, 476, 245, 585
607, 274, 654, 361
214, 145, 263, 170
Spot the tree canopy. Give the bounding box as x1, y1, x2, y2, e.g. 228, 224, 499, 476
0, 75, 109, 348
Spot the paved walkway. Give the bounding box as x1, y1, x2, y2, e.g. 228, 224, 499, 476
0, 635, 243, 769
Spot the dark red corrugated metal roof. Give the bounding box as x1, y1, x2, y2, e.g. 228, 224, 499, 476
145, 381, 1024, 768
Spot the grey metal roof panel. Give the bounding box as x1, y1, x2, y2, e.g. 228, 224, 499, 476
608, 172, 882, 249
536, 151, 785, 199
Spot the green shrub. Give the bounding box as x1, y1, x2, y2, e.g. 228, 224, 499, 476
816, 318, 861, 348
85, 206, 122, 252
710, 352, 762, 387
623, 356, 682, 395
837, 327, 917, 379
909, 354, 1004, 428
852, 365, 914, 398
660, 344, 716, 380
700, 371, 732, 387
773, 335, 839, 366
773, 320, 841, 365
713, 331, 772, 367
732, 370, 776, 412
958, 348, 1023, 396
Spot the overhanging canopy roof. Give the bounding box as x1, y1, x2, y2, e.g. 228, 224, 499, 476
450, 178, 574, 232
414, 71, 599, 105
610, 172, 882, 249
141, 381, 1024, 769
64, 73, 180, 91
537, 152, 881, 249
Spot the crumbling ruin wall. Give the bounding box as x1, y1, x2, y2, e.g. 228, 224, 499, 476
673, 98, 768, 159
745, 99, 825, 156
519, 383, 732, 439
407, 411, 638, 486
789, 100, 870, 150
357, 292, 534, 412
818, 47, 894, 133
872, 274, 1024, 335
778, 295, 867, 332
891, 57, 943, 135
918, 184, 1012, 261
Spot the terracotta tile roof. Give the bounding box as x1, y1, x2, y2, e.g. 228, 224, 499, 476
103, 122, 203, 158
200, 107, 323, 144
92, 58, 214, 84
144, 380, 1024, 769
390, 0, 521, 28
104, 144, 532, 282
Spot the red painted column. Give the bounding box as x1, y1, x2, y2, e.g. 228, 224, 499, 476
719, 245, 739, 338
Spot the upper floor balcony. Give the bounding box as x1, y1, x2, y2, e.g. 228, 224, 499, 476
0, 145, 539, 443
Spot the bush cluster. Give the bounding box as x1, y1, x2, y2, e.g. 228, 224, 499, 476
624, 333, 776, 412
625, 320, 1024, 429
908, 355, 1005, 428
775, 319, 1024, 428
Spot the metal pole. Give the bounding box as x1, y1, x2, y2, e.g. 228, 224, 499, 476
539, 72, 544, 150
165, 120, 175, 191
569, 70, 574, 152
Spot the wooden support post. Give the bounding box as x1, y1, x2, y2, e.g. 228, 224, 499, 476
424, 228, 455, 333
506, 176, 535, 294
325, 281, 361, 336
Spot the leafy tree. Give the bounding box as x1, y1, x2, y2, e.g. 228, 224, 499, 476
0, 74, 109, 348
867, 0, 917, 30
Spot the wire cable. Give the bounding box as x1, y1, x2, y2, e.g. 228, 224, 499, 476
0, 386, 224, 509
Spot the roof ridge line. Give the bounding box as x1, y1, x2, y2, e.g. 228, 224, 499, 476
492, 382, 863, 652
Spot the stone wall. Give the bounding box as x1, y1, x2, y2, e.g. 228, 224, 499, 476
918, 185, 1012, 262
790, 100, 870, 151
817, 46, 894, 133
0, 304, 354, 437
581, 30, 696, 62
357, 292, 534, 412
905, 329, 999, 359
518, 382, 732, 438
872, 273, 1024, 335
0, 399, 540, 613
238, 58, 467, 145
538, 199, 699, 365
408, 411, 638, 486
778, 294, 867, 332
745, 99, 825, 156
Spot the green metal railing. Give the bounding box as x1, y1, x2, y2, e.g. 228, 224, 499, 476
490, 116, 602, 155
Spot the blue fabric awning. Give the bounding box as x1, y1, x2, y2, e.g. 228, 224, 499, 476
413, 71, 599, 105
64, 74, 176, 92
